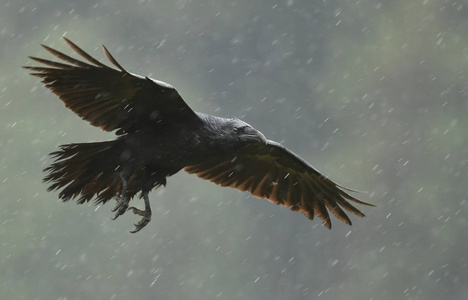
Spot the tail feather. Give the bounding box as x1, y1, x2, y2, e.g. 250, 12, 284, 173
44, 141, 122, 204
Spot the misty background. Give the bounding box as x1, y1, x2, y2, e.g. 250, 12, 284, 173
1, 0, 467, 299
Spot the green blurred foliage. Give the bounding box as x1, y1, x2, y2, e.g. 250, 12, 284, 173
1, 0, 467, 299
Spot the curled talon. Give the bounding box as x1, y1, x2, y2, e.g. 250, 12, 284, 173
111, 193, 130, 220
130, 213, 151, 233
112, 205, 128, 219
128, 192, 152, 233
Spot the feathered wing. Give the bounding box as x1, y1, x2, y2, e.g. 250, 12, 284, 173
24, 37, 201, 133
184, 140, 374, 228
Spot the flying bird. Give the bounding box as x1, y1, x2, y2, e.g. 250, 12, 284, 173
25, 38, 373, 233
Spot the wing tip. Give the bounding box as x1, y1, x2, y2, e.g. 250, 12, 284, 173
40, 43, 54, 53
101, 44, 126, 72
336, 184, 376, 208
322, 219, 332, 229
62, 36, 72, 44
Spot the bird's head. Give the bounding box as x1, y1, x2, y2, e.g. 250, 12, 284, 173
230, 118, 267, 145
199, 114, 267, 149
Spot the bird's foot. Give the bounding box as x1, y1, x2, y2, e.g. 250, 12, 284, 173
111, 195, 130, 220
127, 206, 152, 233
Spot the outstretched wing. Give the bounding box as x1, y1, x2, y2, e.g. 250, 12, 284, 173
184, 140, 374, 228
24, 37, 201, 133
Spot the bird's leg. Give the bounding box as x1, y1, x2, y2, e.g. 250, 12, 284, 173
111, 173, 130, 220
127, 191, 152, 233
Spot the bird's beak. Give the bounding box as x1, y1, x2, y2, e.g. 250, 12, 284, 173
240, 127, 268, 144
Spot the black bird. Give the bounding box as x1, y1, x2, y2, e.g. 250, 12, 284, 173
25, 38, 373, 233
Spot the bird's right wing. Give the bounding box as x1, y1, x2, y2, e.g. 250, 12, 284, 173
24, 37, 201, 133
185, 140, 374, 228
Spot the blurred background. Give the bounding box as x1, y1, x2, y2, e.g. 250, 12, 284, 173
1, 0, 467, 299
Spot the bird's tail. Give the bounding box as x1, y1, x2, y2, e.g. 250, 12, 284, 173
43, 141, 123, 204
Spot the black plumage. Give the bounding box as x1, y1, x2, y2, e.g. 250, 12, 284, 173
25, 38, 373, 232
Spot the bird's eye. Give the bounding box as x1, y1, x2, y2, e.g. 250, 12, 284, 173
233, 126, 246, 134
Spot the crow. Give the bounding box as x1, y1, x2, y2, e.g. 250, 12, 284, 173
25, 38, 373, 233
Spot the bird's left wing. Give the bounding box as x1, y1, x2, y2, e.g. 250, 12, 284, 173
24, 37, 201, 133
184, 140, 374, 228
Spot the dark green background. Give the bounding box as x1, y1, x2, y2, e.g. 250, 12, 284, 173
1, 0, 467, 299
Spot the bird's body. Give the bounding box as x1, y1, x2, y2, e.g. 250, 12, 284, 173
25, 38, 373, 232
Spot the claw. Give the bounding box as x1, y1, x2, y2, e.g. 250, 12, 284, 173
111, 194, 129, 220
112, 173, 153, 233
128, 191, 152, 233
129, 211, 151, 233
112, 173, 130, 220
